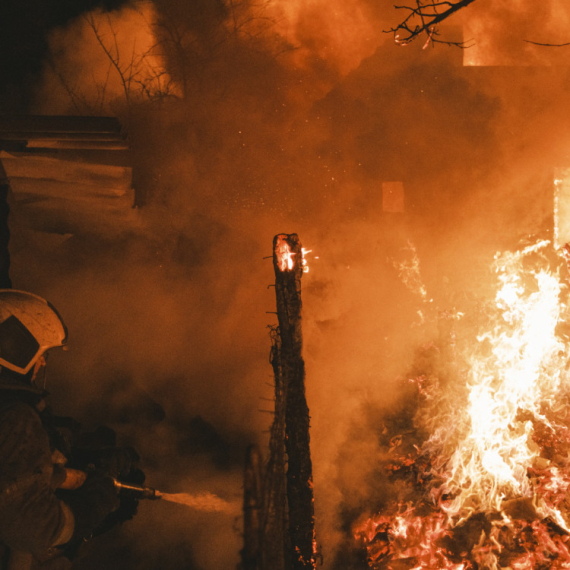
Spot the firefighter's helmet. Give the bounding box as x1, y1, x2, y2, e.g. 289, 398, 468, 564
0, 290, 68, 375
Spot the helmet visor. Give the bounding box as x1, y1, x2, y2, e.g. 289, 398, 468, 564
0, 315, 40, 371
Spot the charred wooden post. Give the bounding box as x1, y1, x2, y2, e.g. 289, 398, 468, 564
0, 159, 11, 288
272, 233, 316, 570
242, 445, 263, 570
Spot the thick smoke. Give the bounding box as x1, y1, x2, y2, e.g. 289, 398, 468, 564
36, 2, 169, 115
16, 0, 570, 568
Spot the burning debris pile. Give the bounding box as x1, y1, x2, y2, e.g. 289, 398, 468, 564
354, 239, 570, 569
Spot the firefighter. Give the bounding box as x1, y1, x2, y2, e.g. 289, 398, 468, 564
0, 290, 128, 569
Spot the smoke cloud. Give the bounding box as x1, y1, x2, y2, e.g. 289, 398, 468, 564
464, 0, 570, 65
12, 0, 570, 568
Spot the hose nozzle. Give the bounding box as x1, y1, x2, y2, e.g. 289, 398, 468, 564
58, 468, 163, 500
113, 479, 162, 500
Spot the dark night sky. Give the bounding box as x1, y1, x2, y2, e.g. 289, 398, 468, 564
0, 0, 127, 112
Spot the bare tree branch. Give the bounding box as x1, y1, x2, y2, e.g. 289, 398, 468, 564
524, 39, 570, 47
50, 0, 291, 114
83, 13, 132, 104
388, 0, 478, 47
46, 54, 97, 115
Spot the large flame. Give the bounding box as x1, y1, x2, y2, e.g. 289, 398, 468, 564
437, 240, 567, 521
355, 239, 570, 568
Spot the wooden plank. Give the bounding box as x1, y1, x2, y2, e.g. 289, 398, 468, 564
0, 133, 125, 143
0, 115, 122, 135
0, 159, 11, 288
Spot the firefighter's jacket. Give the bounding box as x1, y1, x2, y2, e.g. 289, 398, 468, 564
0, 387, 74, 569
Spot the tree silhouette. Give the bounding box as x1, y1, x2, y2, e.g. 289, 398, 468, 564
388, 0, 477, 47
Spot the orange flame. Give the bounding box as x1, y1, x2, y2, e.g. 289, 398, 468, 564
276, 238, 313, 273
276, 238, 295, 271
432, 240, 568, 525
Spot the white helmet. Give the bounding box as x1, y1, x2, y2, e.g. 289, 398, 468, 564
0, 290, 68, 375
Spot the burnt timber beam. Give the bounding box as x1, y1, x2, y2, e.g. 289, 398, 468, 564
0, 115, 123, 134
242, 445, 263, 570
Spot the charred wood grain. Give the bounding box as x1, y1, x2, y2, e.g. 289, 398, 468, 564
272, 234, 316, 570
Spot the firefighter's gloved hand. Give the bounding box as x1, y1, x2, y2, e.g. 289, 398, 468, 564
95, 466, 145, 537
59, 472, 120, 541
69, 436, 140, 480
97, 446, 140, 479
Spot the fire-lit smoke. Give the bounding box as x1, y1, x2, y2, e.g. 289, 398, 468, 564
37, 1, 173, 114
16, 0, 570, 568
266, 0, 383, 76
464, 0, 570, 66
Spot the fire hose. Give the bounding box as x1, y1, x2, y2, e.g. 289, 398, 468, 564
58, 467, 162, 500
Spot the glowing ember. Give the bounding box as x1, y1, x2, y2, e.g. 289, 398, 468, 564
393, 241, 429, 302
355, 239, 570, 568
302, 248, 312, 273
275, 237, 313, 273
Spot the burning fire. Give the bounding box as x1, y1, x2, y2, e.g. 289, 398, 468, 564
354, 239, 570, 568
275, 236, 312, 272
302, 248, 312, 273
276, 237, 296, 271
